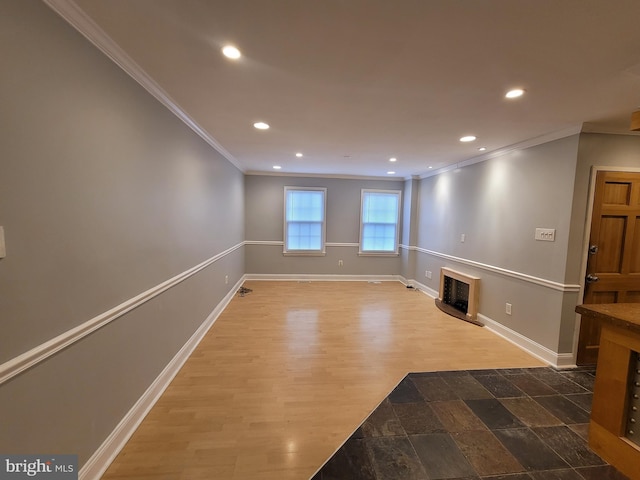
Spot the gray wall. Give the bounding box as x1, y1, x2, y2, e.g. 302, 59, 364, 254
245, 175, 404, 275
0, 0, 244, 463
413, 135, 581, 353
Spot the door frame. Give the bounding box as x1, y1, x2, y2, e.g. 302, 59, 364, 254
570, 165, 640, 364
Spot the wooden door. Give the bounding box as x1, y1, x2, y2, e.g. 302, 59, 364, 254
577, 170, 640, 365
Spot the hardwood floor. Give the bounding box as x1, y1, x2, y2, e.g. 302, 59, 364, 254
101, 281, 545, 479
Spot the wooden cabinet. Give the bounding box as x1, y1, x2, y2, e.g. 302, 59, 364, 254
576, 303, 640, 480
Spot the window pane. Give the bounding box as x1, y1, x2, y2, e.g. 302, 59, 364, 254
361, 191, 399, 253
363, 193, 398, 223
286, 191, 324, 222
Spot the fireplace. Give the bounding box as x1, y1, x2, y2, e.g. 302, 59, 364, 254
435, 267, 481, 326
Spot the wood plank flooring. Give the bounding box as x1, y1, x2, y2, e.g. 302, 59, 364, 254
101, 281, 545, 479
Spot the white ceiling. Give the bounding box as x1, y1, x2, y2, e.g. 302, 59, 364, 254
53, 0, 640, 178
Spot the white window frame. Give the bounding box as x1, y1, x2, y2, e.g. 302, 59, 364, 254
283, 186, 327, 256
359, 189, 401, 256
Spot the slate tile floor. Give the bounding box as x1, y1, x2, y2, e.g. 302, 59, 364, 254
312, 367, 630, 480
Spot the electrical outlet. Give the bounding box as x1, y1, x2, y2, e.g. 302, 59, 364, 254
460, 233, 466, 243
225, 275, 229, 285
535, 228, 555, 242
506, 303, 512, 315
427, 271, 432, 279
338, 259, 343, 267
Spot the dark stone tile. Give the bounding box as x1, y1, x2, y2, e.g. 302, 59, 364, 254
493, 428, 569, 471
318, 438, 377, 480
568, 423, 589, 442
388, 377, 425, 404
559, 371, 596, 391
499, 397, 563, 427
475, 374, 525, 398
366, 436, 429, 480
430, 400, 488, 432
528, 469, 584, 479
528, 370, 588, 394
499, 368, 538, 376
360, 398, 405, 437
469, 369, 499, 376
565, 393, 593, 413
409, 433, 476, 479
438, 370, 472, 377
443, 375, 494, 400
465, 399, 525, 430
411, 376, 459, 401
452, 430, 524, 476
482, 474, 534, 480
532, 396, 590, 424
505, 374, 558, 397
391, 402, 446, 435
408, 371, 441, 378
532, 426, 604, 467
350, 427, 364, 439
575, 465, 631, 480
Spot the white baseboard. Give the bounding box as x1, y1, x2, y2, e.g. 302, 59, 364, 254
404, 277, 568, 368
478, 314, 568, 368
79, 276, 246, 480
245, 273, 403, 282
403, 278, 439, 299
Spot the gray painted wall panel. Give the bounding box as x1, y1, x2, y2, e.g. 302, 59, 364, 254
0, 0, 244, 464
245, 175, 404, 274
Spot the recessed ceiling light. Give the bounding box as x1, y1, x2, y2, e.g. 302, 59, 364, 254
273, 165, 281, 170
505, 88, 525, 99
428, 166, 433, 169
387, 171, 395, 175
222, 45, 241, 59
478, 147, 487, 151
295, 153, 303, 157
460, 135, 477, 142
389, 157, 397, 162
253, 122, 269, 130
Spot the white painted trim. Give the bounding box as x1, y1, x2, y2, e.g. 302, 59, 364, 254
0, 242, 244, 386
407, 278, 563, 367
419, 126, 583, 179
79, 275, 246, 480
404, 278, 440, 299
245, 240, 284, 246
245, 171, 405, 181
479, 314, 559, 367
402, 245, 581, 293
244, 274, 403, 282
245, 241, 360, 248
42, 0, 243, 173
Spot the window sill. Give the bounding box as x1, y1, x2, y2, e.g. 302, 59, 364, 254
358, 251, 399, 257
283, 251, 327, 257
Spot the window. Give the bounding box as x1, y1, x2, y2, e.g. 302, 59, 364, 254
284, 187, 326, 254
360, 189, 401, 254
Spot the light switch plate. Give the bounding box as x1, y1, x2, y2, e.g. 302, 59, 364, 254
535, 228, 555, 242
0, 226, 5, 258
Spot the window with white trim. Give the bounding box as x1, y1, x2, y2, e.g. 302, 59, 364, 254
360, 189, 401, 254
284, 187, 326, 254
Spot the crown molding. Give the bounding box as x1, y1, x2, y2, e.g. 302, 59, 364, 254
245, 171, 405, 181
418, 125, 583, 179
42, 0, 244, 173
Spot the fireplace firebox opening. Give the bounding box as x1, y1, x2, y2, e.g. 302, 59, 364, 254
435, 267, 482, 326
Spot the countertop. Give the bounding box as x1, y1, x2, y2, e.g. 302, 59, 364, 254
575, 303, 640, 331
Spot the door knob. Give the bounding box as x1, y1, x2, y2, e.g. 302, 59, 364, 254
589, 245, 599, 254
586, 274, 599, 283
